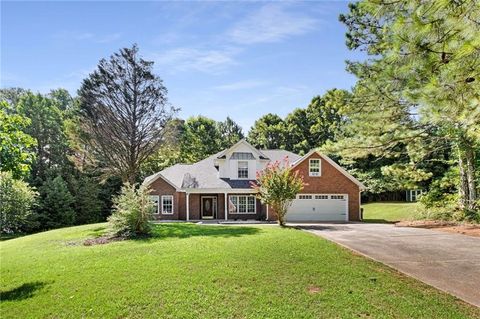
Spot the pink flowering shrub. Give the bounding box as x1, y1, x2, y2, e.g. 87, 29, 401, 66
251, 157, 305, 226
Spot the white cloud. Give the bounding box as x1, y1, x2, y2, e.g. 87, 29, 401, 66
151, 47, 239, 74
228, 3, 317, 45
212, 80, 268, 91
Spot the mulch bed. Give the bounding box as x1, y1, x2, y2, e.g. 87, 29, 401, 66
83, 236, 125, 246
396, 220, 480, 238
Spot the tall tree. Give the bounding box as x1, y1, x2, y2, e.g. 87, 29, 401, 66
217, 116, 244, 149
336, 0, 480, 213
247, 113, 286, 149
78, 44, 176, 183
0, 101, 36, 178
180, 116, 223, 163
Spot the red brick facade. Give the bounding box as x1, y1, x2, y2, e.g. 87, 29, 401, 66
149, 152, 361, 222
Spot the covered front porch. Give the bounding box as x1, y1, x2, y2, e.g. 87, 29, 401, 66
183, 190, 266, 221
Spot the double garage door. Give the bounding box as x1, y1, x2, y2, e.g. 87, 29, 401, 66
286, 194, 348, 222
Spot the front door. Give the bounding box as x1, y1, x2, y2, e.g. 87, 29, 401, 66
201, 197, 216, 219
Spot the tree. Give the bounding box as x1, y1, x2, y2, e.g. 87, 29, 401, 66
336, 0, 480, 214
78, 44, 176, 183
252, 158, 304, 226
37, 176, 75, 229
0, 171, 38, 234
180, 116, 223, 163
72, 176, 103, 225
0, 101, 36, 178
247, 113, 286, 149
108, 183, 153, 237
217, 117, 244, 149
16, 92, 70, 184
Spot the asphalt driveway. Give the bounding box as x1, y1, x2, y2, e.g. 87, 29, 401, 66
297, 223, 480, 307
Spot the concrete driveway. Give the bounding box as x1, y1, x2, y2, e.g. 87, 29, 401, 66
296, 223, 480, 307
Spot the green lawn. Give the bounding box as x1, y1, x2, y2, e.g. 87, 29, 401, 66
1, 223, 478, 318
362, 202, 420, 223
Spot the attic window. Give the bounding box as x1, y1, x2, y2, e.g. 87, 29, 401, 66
309, 159, 321, 176
231, 152, 255, 160
238, 161, 249, 179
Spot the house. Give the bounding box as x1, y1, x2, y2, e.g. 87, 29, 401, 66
406, 189, 424, 202
144, 140, 365, 222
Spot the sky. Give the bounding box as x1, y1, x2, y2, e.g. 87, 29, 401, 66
1, 1, 364, 131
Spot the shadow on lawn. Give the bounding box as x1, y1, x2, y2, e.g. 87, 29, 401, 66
140, 223, 261, 242
0, 281, 50, 301
362, 219, 397, 224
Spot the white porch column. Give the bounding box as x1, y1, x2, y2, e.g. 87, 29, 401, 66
266, 204, 269, 221
224, 192, 228, 221
186, 192, 190, 221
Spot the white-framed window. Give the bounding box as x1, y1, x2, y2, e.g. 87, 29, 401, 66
161, 195, 174, 214
410, 190, 423, 201
309, 159, 321, 176
228, 195, 256, 214
298, 195, 313, 200
238, 161, 249, 179
149, 195, 160, 214
330, 195, 345, 200
315, 195, 329, 199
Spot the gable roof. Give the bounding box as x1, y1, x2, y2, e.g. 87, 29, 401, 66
216, 139, 269, 160
291, 150, 366, 190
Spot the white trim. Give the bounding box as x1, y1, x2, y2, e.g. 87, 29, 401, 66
161, 195, 174, 215
291, 150, 366, 189
215, 139, 269, 160
308, 158, 321, 177
183, 188, 255, 194
186, 192, 190, 221
228, 194, 256, 214
266, 204, 269, 220
224, 192, 228, 221
201, 196, 217, 219
237, 160, 249, 179
149, 195, 160, 214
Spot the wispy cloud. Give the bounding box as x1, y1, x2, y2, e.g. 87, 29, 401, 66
151, 47, 239, 74
53, 31, 121, 43
212, 80, 268, 91
228, 3, 317, 45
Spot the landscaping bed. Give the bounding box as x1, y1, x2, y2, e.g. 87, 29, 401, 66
396, 220, 480, 238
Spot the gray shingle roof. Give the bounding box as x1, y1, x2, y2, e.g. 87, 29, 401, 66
145, 149, 301, 190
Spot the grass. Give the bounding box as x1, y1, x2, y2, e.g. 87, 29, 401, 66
1, 223, 478, 318
362, 202, 420, 223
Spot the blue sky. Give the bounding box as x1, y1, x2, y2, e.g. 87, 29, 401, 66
1, 1, 363, 130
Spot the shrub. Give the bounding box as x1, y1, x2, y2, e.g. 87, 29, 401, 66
252, 157, 304, 226
0, 171, 38, 234
108, 183, 153, 237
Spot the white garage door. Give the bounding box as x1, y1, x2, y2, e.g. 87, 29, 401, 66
286, 194, 348, 222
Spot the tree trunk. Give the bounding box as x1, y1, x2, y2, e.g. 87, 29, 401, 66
457, 135, 478, 212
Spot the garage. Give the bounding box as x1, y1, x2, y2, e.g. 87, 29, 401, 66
286, 194, 348, 222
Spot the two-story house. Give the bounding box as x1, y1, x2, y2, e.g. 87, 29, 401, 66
143, 140, 365, 222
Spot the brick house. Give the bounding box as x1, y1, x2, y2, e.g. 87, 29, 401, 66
144, 140, 365, 222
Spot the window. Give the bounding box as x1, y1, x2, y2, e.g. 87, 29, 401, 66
309, 159, 321, 176
298, 195, 312, 200
149, 195, 159, 214
228, 195, 256, 214
410, 190, 423, 202
315, 195, 328, 199
231, 152, 255, 160
161, 195, 174, 214
330, 195, 345, 200
238, 161, 249, 178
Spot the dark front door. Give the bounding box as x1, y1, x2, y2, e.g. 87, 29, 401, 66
201, 197, 215, 219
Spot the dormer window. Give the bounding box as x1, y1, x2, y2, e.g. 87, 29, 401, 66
238, 161, 249, 179
231, 152, 255, 160
309, 159, 321, 176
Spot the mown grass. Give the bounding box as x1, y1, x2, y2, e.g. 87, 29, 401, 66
1, 223, 478, 318
362, 202, 420, 223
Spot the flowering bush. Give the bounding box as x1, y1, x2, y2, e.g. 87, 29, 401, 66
251, 157, 305, 226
